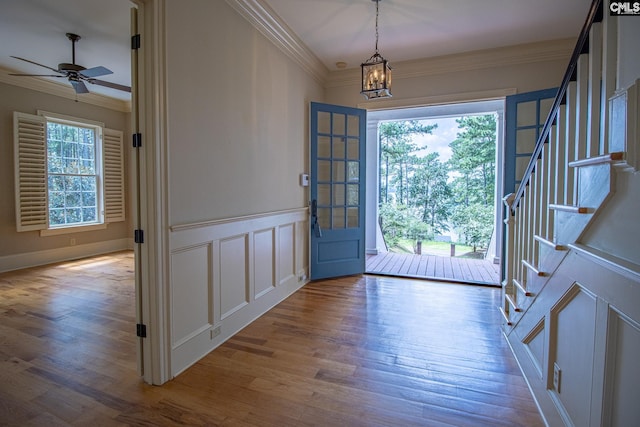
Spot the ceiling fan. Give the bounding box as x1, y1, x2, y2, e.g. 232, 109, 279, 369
9, 32, 131, 94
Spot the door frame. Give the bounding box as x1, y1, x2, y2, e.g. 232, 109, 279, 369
358, 93, 510, 266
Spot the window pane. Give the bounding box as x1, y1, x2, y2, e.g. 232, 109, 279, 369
317, 184, 331, 206
516, 128, 537, 154
65, 208, 82, 224
332, 113, 345, 135
347, 115, 359, 137
47, 120, 99, 228
318, 112, 331, 134
517, 101, 537, 127
49, 209, 64, 225
333, 161, 345, 182
317, 160, 331, 182
318, 136, 331, 158
332, 137, 345, 159
333, 208, 345, 228
347, 161, 359, 182
347, 138, 359, 159
318, 207, 330, 229
347, 207, 359, 228
82, 207, 96, 222
333, 184, 345, 205
347, 184, 359, 205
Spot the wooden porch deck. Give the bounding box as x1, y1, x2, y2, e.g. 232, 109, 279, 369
366, 252, 501, 285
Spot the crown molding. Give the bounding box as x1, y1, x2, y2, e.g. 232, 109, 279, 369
0, 67, 131, 113
225, 0, 328, 84
327, 38, 576, 88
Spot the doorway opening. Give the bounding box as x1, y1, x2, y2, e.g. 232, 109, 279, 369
365, 100, 505, 285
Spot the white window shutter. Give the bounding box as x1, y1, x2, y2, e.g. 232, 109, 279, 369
103, 128, 125, 223
14, 112, 48, 232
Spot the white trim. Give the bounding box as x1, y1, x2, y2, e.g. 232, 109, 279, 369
36, 110, 105, 128
40, 223, 108, 236
357, 89, 517, 111
0, 238, 131, 273
171, 207, 308, 232
0, 67, 131, 113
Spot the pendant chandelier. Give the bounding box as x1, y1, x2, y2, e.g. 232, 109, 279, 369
361, 0, 392, 99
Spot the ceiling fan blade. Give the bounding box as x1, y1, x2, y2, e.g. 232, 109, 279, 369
10, 56, 62, 74
70, 80, 90, 94
88, 78, 131, 93
9, 73, 66, 77
80, 66, 113, 78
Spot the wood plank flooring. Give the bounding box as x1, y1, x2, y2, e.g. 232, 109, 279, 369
0, 251, 542, 426
367, 252, 501, 285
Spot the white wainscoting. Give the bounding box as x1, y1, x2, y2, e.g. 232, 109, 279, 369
168, 208, 309, 377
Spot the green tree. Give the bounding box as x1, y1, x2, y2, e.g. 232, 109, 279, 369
379, 121, 436, 204
409, 152, 451, 234
448, 114, 497, 250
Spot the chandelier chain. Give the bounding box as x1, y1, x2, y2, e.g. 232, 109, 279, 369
375, 0, 380, 54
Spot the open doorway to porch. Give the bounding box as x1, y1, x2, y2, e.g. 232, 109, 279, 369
364, 99, 505, 286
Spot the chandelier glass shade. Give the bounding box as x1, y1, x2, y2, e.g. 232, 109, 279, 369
361, 0, 392, 99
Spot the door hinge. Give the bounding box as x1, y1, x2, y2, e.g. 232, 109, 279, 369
134, 229, 144, 244
136, 323, 147, 338
131, 34, 141, 50
133, 133, 142, 148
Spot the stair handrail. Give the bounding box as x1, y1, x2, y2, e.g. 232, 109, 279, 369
511, 0, 603, 215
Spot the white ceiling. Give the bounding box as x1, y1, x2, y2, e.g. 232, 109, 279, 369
0, 0, 592, 102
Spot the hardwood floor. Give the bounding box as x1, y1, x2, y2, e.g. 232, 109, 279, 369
0, 251, 542, 426
366, 252, 501, 285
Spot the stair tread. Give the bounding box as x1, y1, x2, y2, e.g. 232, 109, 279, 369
534, 235, 567, 251
568, 151, 625, 168
549, 204, 592, 214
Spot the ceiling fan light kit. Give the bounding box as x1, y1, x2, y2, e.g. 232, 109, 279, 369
9, 32, 131, 95
361, 0, 392, 100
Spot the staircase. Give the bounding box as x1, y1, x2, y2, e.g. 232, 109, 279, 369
500, 1, 640, 425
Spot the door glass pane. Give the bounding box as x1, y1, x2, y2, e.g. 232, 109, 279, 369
318, 208, 330, 229
540, 98, 554, 124
347, 207, 358, 228
347, 115, 359, 136
333, 137, 345, 159
333, 208, 345, 228
347, 184, 358, 205
318, 136, 331, 158
318, 112, 331, 134
333, 184, 345, 205
347, 161, 359, 182
318, 184, 331, 205
516, 156, 530, 179
517, 101, 537, 126
516, 128, 537, 154
333, 161, 345, 181
332, 113, 345, 135
318, 160, 331, 182
347, 138, 359, 159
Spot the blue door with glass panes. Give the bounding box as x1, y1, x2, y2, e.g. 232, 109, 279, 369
310, 102, 366, 280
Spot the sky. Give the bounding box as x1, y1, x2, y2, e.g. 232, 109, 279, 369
410, 116, 460, 162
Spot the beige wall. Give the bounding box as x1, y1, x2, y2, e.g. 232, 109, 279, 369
0, 82, 131, 259
325, 45, 572, 108
165, 0, 324, 226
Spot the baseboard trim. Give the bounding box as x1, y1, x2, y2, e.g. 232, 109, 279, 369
0, 238, 132, 273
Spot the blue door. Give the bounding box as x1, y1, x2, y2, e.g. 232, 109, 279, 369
504, 88, 558, 196
310, 102, 366, 280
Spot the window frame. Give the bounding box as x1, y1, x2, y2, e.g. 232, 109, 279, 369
13, 110, 124, 235
39, 111, 106, 234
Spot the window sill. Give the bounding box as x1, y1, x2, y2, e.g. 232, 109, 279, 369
40, 223, 107, 237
